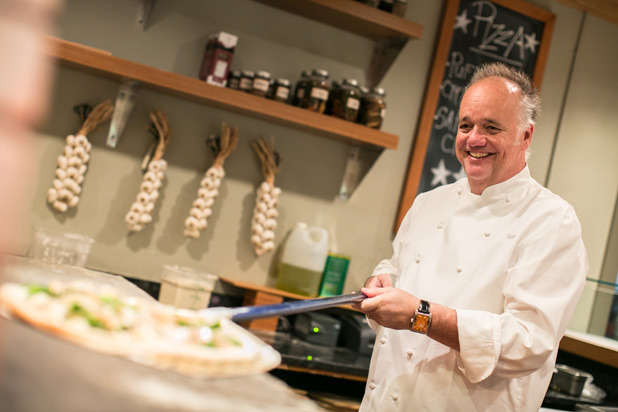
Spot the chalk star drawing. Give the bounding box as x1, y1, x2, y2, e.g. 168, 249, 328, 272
431, 159, 451, 186
454, 9, 472, 34
452, 166, 467, 181
525, 32, 540, 53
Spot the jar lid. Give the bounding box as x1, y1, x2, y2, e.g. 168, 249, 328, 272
301, 70, 311, 78
241, 70, 255, 77
312, 69, 329, 78
343, 78, 359, 87
256, 70, 271, 79
230, 70, 241, 77
276, 78, 290, 86
360, 86, 370, 94
372, 87, 386, 96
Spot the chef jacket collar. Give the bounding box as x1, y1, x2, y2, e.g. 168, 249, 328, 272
462, 165, 531, 202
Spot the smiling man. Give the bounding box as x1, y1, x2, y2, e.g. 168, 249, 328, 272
354, 62, 588, 412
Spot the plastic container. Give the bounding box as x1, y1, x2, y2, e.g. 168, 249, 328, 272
276, 223, 329, 297
158, 265, 218, 310
30, 226, 93, 267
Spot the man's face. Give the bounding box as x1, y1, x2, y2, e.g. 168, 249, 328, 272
456, 77, 532, 194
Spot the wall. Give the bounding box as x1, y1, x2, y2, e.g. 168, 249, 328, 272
21, 0, 618, 332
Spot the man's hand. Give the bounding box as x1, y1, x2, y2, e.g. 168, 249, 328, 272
356, 285, 417, 330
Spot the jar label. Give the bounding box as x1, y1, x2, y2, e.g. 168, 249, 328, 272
253, 78, 270, 92
297, 88, 305, 98
311, 87, 329, 101
240, 78, 253, 90
347, 98, 360, 110
276, 87, 290, 100
381, 108, 387, 118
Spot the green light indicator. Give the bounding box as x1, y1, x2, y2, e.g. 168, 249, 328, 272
307, 355, 313, 361
313, 327, 319, 333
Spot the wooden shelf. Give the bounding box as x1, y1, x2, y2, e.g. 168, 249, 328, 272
250, 0, 423, 86
45, 36, 398, 150
251, 0, 423, 41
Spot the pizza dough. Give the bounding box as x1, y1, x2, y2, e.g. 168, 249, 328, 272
0, 281, 280, 378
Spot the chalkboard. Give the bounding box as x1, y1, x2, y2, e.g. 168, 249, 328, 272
395, 0, 555, 231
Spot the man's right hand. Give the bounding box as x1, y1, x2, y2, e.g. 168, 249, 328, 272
351, 273, 393, 311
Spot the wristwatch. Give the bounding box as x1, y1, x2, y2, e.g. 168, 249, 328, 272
410, 300, 431, 334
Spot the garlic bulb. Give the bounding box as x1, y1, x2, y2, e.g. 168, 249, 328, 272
184, 166, 225, 238
125, 159, 167, 232
47, 134, 92, 212
251, 181, 280, 256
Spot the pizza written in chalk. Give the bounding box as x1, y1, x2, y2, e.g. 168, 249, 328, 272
0, 281, 280, 377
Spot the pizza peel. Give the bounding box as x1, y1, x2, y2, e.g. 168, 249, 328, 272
207, 292, 367, 323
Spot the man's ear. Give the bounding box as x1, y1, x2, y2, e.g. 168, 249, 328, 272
523, 123, 534, 149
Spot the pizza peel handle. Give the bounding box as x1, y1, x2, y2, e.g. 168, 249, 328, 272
227, 292, 367, 323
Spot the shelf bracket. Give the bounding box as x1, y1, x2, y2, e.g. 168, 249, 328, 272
339, 145, 383, 202
107, 78, 142, 148
367, 37, 408, 88
135, 0, 156, 31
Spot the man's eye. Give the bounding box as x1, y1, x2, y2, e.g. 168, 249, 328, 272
458, 123, 471, 131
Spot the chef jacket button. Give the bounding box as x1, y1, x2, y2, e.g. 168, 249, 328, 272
457, 188, 462, 195
484, 232, 491, 237
392, 393, 399, 401
437, 222, 444, 229
406, 350, 414, 359
415, 255, 421, 263
380, 337, 387, 345
369, 382, 376, 390
456, 265, 463, 273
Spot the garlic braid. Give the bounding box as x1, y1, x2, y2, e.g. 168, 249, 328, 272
46, 100, 113, 212
184, 166, 223, 238
125, 159, 167, 232
47, 134, 92, 212
125, 110, 171, 232
251, 181, 281, 256
251, 137, 281, 256
184, 122, 238, 239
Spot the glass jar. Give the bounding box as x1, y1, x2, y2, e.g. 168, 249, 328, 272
378, 0, 394, 13
251, 70, 272, 97
330, 78, 361, 122
392, 0, 407, 17
226, 70, 241, 90
300, 69, 330, 114
270, 78, 291, 103
358, 87, 386, 129
292, 70, 311, 106
356, 0, 379, 7
239, 70, 254, 93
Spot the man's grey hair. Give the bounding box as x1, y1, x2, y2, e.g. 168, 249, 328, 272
467, 62, 540, 160
467, 62, 541, 130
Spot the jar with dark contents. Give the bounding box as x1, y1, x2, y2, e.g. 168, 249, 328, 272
227, 70, 241, 90
251, 71, 271, 97
325, 80, 340, 115
239, 70, 254, 93
300, 69, 330, 114
356, 0, 379, 7
292, 70, 311, 106
330, 78, 361, 122
358, 87, 386, 129
378, 0, 394, 13
392, 0, 407, 17
270, 78, 291, 103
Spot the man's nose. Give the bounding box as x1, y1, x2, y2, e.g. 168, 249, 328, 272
467, 127, 487, 147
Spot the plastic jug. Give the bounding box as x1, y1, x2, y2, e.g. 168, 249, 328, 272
276, 223, 329, 297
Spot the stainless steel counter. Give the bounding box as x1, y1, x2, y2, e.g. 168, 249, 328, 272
0, 257, 324, 412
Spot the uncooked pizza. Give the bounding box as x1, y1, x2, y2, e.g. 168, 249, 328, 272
0, 280, 280, 377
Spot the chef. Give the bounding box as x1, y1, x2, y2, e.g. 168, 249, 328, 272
353, 62, 587, 412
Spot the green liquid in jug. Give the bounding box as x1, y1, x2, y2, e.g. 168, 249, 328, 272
276, 263, 323, 297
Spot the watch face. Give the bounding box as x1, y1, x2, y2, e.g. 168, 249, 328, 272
411, 313, 431, 333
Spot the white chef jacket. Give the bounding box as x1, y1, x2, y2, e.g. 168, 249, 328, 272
359, 166, 587, 412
